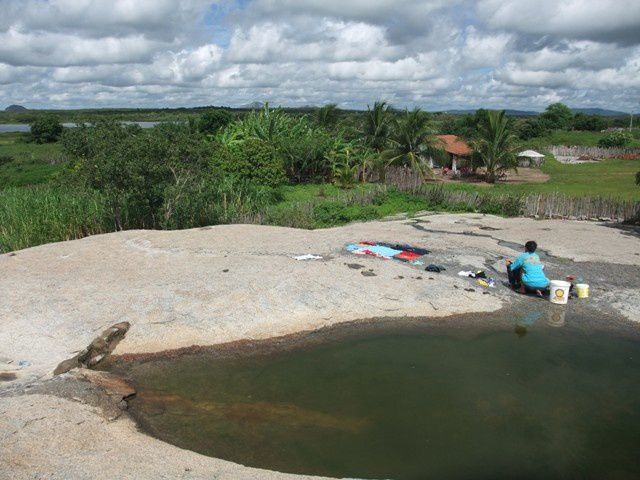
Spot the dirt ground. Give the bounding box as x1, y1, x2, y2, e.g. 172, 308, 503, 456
431, 167, 550, 186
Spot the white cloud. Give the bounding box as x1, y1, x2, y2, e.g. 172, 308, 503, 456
0, 0, 639, 111
478, 0, 640, 44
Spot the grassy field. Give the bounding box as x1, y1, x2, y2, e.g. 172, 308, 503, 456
0, 133, 66, 187
475, 157, 640, 200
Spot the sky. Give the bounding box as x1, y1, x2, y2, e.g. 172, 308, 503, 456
1, 0, 639, 112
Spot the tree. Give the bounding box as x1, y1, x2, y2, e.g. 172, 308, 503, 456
198, 109, 232, 135
540, 103, 574, 130
328, 139, 360, 188
30, 115, 63, 143
362, 101, 392, 152
382, 108, 444, 178
516, 117, 547, 140
315, 104, 340, 128
63, 122, 215, 230
211, 139, 287, 188
572, 113, 608, 131
473, 110, 520, 183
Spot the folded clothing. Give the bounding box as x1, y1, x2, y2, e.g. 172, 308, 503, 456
395, 251, 422, 262
345, 241, 429, 262
380, 243, 430, 256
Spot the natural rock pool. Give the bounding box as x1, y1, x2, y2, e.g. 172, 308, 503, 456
106, 309, 640, 480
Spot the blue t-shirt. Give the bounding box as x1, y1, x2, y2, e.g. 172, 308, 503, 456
509, 252, 549, 288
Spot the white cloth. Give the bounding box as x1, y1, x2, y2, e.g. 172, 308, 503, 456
293, 254, 323, 261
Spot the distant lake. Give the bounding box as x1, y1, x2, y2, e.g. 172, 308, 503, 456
0, 121, 161, 133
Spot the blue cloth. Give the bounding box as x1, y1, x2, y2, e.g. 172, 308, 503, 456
509, 252, 549, 288
366, 245, 403, 258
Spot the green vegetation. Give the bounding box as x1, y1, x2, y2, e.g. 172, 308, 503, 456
197, 109, 232, 135
539, 102, 574, 130
0, 133, 65, 187
383, 108, 443, 178
598, 131, 633, 148
472, 110, 519, 183
0, 186, 110, 252
29, 115, 64, 143
1, 103, 639, 254
528, 130, 640, 149
490, 157, 640, 199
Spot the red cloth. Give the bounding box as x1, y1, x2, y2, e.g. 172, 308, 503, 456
394, 250, 421, 261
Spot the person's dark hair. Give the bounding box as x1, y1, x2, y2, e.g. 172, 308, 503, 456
525, 241, 537, 253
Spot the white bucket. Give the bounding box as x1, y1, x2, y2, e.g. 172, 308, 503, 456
549, 280, 571, 305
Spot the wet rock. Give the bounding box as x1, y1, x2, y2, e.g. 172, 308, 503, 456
73, 369, 135, 404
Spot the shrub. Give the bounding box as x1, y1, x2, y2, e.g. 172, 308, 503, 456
212, 139, 287, 188
219, 105, 337, 182
572, 113, 608, 131
64, 122, 216, 229
598, 131, 632, 148
198, 109, 232, 135
160, 176, 280, 230
30, 115, 64, 143
516, 118, 547, 140
312, 201, 377, 227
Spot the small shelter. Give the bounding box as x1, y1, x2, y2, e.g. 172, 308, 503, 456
517, 150, 545, 167
430, 135, 473, 172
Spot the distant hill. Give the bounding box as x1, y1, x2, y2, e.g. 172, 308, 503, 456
240, 102, 264, 110
5, 104, 27, 112
441, 107, 635, 117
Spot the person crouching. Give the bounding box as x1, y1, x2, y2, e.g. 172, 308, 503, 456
506, 241, 550, 296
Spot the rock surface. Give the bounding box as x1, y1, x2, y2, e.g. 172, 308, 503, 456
1, 213, 639, 479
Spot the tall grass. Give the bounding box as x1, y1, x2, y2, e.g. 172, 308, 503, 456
0, 186, 110, 252
2, 181, 637, 254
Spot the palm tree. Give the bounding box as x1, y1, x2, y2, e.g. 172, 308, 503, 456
382, 108, 444, 178
362, 101, 392, 152
316, 104, 339, 128
473, 110, 520, 183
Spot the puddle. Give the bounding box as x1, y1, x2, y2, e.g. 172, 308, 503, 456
108, 310, 640, 480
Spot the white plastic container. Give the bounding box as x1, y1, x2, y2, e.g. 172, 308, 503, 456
549, 280, 571, 305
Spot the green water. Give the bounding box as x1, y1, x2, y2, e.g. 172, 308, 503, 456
120, 313, 640, 480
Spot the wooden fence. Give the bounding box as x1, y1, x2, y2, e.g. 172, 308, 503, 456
522, 193, 639, 221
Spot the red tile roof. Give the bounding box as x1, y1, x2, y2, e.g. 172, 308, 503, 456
436, 135, 473, 156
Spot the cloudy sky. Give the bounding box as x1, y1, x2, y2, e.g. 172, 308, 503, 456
1, 0, 639, 111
